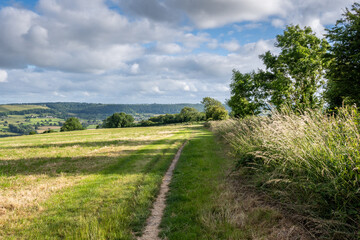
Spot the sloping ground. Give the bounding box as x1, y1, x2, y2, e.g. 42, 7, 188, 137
0, 104, 48, 113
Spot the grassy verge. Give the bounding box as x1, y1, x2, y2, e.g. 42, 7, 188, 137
160, 127, 304, 239
211, 107, 360, 239
0, 125, 191, 239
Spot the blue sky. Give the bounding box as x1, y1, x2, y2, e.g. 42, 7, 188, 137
0, 0, 355, 104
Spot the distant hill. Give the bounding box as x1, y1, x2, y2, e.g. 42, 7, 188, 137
0, 104, 49, 113
2, 102, 206, 120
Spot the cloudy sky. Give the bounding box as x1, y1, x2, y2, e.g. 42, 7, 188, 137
0, 0, 355, 104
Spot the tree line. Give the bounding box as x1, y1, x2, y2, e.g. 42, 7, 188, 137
59, 98, 229, 132
228, 3, 360, 117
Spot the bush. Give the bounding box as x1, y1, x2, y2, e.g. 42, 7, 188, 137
211, 106, 360, 238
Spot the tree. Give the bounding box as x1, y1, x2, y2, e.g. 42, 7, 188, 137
60, 117, 85, 132
201, 97, 228, 120
178, 107, 204, 122
261, 25, 329, 111
325, 3, 360, 109
227, 70, 266, 118
8, 124, 35, 134
229, 25, 329, 117
102, 112, 134, 128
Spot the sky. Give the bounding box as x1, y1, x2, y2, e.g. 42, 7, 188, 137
0, 0, 356, 104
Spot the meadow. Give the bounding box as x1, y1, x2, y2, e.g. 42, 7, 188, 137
0, 125, 191, 239
0, 123, 307, 239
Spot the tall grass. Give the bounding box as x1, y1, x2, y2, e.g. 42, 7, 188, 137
211, 106, 360, 238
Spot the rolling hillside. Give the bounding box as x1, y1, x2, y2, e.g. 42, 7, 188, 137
0, 104, 49, 113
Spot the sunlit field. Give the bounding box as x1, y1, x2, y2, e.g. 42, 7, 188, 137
0, 125, 191, 239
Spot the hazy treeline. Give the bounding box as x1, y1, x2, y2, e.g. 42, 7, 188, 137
35, 102, 205, 119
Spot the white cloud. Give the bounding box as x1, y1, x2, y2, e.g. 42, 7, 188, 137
281, 0, 355, 35
221, 39, 241, 52
155, 43, 182, 54
0, 70, 7, 82
114, 0, 354, 34
0, 0, 355, 104
0, 3, 186, 72
170, 0, 288, 29
207, 39, 218, 49
130, 63, 140, 74
271, 18, 285, 28
234, 23, 262, 32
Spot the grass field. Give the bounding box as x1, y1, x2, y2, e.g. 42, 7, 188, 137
36, 126, 62, 133
0, 123, 309, 239
0, 105, 48, 113
0, 125, 191, 239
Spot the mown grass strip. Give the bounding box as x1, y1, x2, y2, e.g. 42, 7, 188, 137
160, 128, 237, 239
160, 128, 294, 240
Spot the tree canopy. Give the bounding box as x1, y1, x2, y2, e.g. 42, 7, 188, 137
201, 97, 228, 120
139, 107, 205, 126
325, 3, 360, 109
102, 112, 134, 128
228, 25, 329, 117
60, 117, 84, 132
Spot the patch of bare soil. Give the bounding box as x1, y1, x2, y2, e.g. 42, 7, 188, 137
138, 141, 187, 240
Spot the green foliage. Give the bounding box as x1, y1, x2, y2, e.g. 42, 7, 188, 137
227, 70, 265, 118
146, 114, 179, 125
325, 3, 360, 109
178, 107, 205, 122
262, 25, 329, 111
212, 106, 360, 238
201, 97, 228, 120
102, 112, 134, 128
139, 107, 205, 126
60, 117, 85, 132
40, 102, 204, 120
8, 124, 35, 135
229, 25, 329, 117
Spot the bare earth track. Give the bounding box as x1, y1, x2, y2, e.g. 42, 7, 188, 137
138, 141, 188, 240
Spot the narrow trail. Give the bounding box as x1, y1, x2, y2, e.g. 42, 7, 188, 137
138, 141, 188, 240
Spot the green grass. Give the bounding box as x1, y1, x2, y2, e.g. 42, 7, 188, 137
0, 104, 48, 113
0, 125, 191, 239
1, 124, 307, 239
0, 114, 65, 136
160, 128, 287, 239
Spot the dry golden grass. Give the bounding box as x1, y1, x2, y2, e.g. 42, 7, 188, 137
0, 175, 86, 226
36, 126, 61, 133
